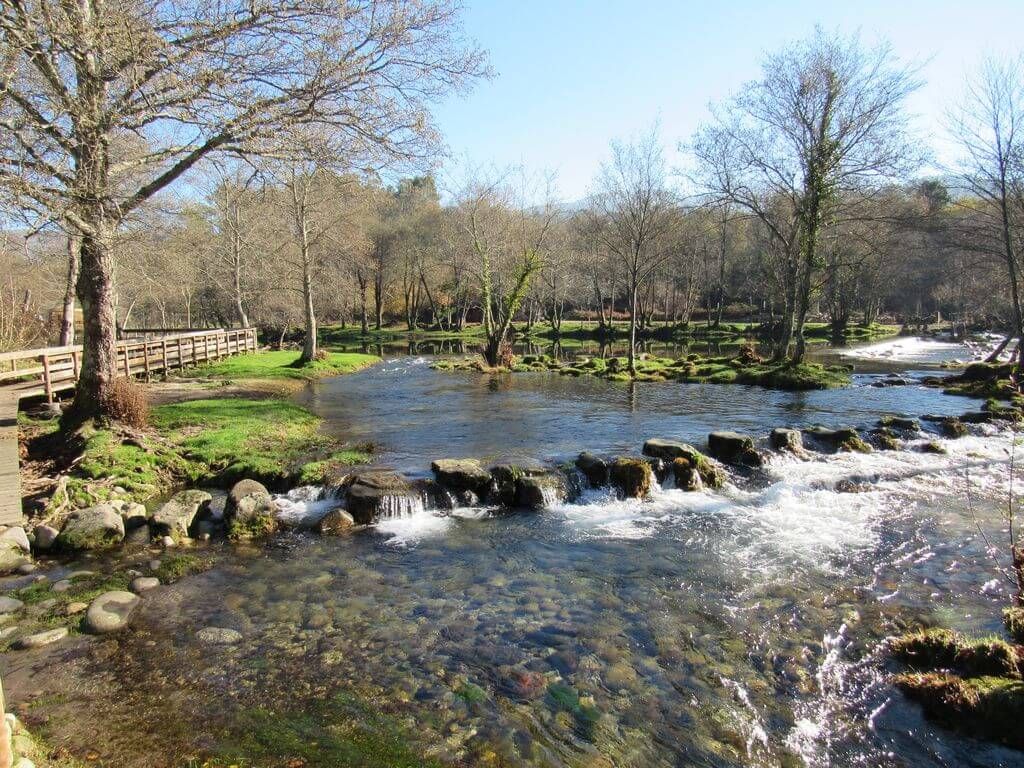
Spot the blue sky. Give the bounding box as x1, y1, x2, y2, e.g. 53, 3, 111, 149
432, 1, 1024, 200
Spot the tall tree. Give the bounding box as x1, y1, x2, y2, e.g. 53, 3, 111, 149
692, 29, 921, 361
0, 0, 488, 422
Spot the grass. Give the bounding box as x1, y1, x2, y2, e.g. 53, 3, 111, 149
151, 398, 358, 489
177, 350, 379, 381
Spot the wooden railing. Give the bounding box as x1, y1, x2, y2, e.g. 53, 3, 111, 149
0, 327, 258, 403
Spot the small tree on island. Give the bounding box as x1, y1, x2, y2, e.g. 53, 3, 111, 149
452, 170, 558, 368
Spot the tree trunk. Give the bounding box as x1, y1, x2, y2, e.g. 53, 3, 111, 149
65, 225, 118, 424
60, 235, 80, 345
628, 281, 639, 375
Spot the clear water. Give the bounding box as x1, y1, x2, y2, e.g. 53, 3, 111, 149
7, 340, 1024, 768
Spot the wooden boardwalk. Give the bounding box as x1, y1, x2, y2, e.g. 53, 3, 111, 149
0, 328, 258, 527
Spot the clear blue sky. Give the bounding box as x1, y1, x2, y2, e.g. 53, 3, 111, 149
433, 0, 1024, 200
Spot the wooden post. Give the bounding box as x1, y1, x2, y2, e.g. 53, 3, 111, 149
41, 354, 53, 403
71, 351, 79, 379
122, 345, 130, 378
143, 341, 152, 382
161, 340, 168, 374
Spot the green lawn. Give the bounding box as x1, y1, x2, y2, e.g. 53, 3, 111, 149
177, 350, 379, 381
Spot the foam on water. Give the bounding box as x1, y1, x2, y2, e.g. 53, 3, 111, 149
375, 508, 454, 545
837, 335, 1002, 364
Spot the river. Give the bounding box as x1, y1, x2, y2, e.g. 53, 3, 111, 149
6, 337, 1022, 767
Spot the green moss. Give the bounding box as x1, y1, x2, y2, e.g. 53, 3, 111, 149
209, 692, 443, 768
177, 350, 379, 382
890, 628, 1020, 679
837, 436, 873, 454
3, 571, 133, 644
298, 448, 373, 485
153, 553, 214, 583
608, 458, 652, 499
228, 509, 278, 542
455, 682, 488, 703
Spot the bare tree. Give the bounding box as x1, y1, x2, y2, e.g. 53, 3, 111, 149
691, 29, 922, 361
589, 129, 675, 375
949, 55, 1024, 373
0, 0, 488, 422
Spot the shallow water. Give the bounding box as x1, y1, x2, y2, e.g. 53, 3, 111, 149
8, 339, 1024, 767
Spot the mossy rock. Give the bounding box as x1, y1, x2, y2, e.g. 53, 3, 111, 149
1005, 607, 1024, 644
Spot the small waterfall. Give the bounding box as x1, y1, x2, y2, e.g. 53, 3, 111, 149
376, 493, 425, 520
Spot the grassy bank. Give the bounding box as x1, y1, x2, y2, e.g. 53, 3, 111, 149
27, 350, 380, 517
176, 350, 379, 381
434, 351, 851, 391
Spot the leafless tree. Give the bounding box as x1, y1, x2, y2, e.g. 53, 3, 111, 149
589, 128, 675, 374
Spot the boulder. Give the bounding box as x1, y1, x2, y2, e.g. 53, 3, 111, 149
224, 480, 278, 541
430, 459, 493, 498
802, 427, 871, 454
575, 452, 609, 487
0, 527, 30, 554
56, 504, 125, 551
31, 525, 58, 552
344, 472, 421, 525
116, 502, 149, 531
514, 473, 568, 511
609, 458, 652, 499
641, 439, 725, 488
878, 416, 920, 432
83, 590, 140, 634
670, 458, 703, 492
707, 431, 763, 467
769, 428, 803, 453
0, 597, 23, 613
489, 461, 547, 507
317, 508, 356, 535
150, 490, 212, 540
0, 540, 29, 575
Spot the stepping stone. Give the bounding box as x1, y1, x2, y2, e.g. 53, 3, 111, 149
14, 627, 68, 649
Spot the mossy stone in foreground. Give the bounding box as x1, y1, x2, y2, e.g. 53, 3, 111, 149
889, 628, 1020, 679
608, 458, 651, 499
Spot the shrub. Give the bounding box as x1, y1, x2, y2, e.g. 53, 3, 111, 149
102, 377, 149, 428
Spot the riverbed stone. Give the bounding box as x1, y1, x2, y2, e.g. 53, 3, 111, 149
489, 462, 547, 506
318, 508, 356, 535
56, 504, 125, 551
609, 458, 652, 499
31, 525, 58, 552
0, 596, 23, 613
14, 627, 67, 649
707, 431, 763, 467
130, 576, 160, 594
224, 480, 278, 540
769, 428, 803, 453
575, 452, 609, 487
196, 626, 243, 645
879, 416, 920, 432
345, 472, 420, 525
84, 591, 140, 634
150, 490, 212, 540
431, 459, 494, 498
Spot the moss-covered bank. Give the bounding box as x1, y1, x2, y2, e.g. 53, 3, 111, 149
434, 351, 851, 391
890, 621, 1024, 749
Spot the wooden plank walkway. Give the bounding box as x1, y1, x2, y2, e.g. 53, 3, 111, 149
0, 396, 21, 527
0, 328, 258, 527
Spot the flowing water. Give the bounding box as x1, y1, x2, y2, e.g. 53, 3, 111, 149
7, 337, 1024, 767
